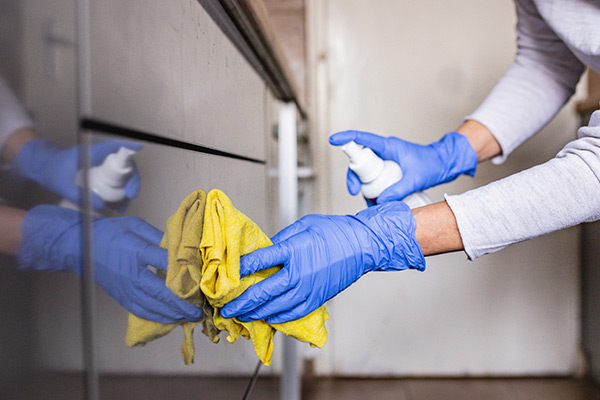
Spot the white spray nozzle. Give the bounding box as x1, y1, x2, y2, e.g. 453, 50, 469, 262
340, 140, 384, 184
340, 141, 363, 160
107, 147, 135, 170
89, 146, 137, 202
338, 139, 433, 207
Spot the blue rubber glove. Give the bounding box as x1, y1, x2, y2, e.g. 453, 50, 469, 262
329, 131, 477, 204
220, 201, 425, 324
15, 138, 142, 211
17, 205, 202, 323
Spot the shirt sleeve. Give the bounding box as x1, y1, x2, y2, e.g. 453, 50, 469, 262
466, 0, 585, 164
0, 76, 34, 150
446, 108, 600, 259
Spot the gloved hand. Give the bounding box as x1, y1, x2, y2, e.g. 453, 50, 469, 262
329, 130, 477, 204
17, 205, 202, 323
220, 201, 425, 324
15, 138, 142, 211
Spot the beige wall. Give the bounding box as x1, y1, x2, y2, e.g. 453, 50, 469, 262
308, 0, 584, 376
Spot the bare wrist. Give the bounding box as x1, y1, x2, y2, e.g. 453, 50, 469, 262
456, 119, 502, 162
413, 201, 464, 256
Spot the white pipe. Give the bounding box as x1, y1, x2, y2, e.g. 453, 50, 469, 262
268, 166, 314, 179
278, 102, 300, 400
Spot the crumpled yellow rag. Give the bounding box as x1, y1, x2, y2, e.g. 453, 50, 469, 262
125, 189, 216, 364
126, 189, 329, 365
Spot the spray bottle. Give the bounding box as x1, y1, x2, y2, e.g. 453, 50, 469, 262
341, 141, 431, 209
60, 146, 137, 213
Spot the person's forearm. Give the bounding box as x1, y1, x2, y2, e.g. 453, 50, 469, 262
0, 127, 40, 163
0, 206, 26, 256
456, 119, 502, 163
412, 201, 463, 256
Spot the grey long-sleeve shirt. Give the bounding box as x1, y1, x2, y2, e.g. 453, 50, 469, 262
445, 0, 600, 259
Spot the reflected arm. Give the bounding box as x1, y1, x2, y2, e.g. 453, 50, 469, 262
0, 127, 40, 163
456, 119, 501, 163
409, 119, 500, 257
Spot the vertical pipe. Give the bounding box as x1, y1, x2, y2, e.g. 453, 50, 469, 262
278, 102, 300, 400
278, 105, 298, 226
75, 0, 98, 399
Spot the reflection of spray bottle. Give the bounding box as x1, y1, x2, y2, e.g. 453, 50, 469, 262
61, 147, 137, 212
341, 141, 431, 209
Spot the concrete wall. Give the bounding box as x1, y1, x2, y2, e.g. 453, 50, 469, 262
307, 0, 584, 376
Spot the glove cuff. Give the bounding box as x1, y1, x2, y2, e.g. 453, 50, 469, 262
432, 131, 478, 182
354, 201, 425, 272
18, 204, 83, 274
14, 138, 59, 183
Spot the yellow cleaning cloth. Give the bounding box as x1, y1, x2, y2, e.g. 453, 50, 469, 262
126, 189, 329, 365
201, 189, 329, 365
126, 189, 217, 364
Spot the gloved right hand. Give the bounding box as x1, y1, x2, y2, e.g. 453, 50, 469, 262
220, 201, 425, 324
329, 130, 478, 204
17, 205, 201, 323
15, 139, 142, 211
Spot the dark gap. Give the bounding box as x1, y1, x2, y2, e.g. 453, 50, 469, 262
80, 117, 266, 165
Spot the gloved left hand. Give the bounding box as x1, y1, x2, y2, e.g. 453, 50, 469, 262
329, 130, 477, 204
15, 138, 142, 211
220, 201, 425, 324
17, 204, 202, 323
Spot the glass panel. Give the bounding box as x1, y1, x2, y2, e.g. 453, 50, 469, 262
1, 0, 280, 397
82, 132, 276, 399
0, 0, 86, 398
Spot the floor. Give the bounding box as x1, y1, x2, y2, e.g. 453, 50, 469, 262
2, 373, 600, 400
304, 377, 600, 400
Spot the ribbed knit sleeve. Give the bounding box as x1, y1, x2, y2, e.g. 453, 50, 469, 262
447, 109, 600, 259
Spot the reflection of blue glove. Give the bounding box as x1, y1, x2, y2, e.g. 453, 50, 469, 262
15, 139, 142, 211
329, 131, 477, 204
18, 205, 202, 323
220, 201, 425, 323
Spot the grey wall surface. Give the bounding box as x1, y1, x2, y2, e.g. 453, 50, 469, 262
582, 221, 600, 382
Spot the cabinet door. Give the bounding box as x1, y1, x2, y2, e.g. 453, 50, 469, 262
89, 0, 267, 161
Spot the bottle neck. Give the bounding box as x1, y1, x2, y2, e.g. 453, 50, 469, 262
349, 149, 384, 183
